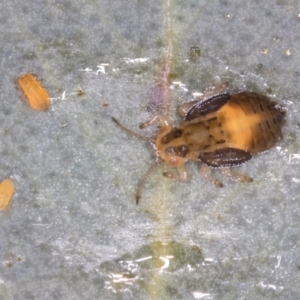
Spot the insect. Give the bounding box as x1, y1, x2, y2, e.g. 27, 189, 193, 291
0, 178, 14, 210
112, 87, 285, 204
17, 73, 50, 111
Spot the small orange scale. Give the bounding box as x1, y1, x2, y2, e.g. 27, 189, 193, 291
17, 74, 50, 111
0, 178, 14, 210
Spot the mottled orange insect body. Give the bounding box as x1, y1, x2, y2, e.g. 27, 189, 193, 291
0, 178, 14, 210
155, 92, 285, 168
113, 86, 286, 203
17, 74, 50, 111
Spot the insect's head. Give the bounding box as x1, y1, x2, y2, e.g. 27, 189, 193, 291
154, 125, 188, 167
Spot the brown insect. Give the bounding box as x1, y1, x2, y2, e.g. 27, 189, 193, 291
17, 73, 50, 111
112, 87, 285, 204
0, 178, 14, 210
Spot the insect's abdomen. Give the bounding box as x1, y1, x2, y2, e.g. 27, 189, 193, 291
219, 92, 285, 153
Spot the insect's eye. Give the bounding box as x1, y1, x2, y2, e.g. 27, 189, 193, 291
165, 146, 176, 156
177, 145, 188, 157
165, 145, 188, 157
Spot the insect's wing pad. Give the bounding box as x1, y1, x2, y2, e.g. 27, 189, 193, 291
184, 93, 230, 121
198, 147, 252, 167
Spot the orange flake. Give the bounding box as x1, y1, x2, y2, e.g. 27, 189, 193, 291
0, 178, 14, 210
17, 74, 50, 111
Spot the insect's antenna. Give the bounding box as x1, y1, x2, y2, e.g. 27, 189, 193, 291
136, 161, 160, 205
111, 117, 151, 142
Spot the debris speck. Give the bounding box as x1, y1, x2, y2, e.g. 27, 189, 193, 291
285, 49, 291, 56
261, 48, 269, 55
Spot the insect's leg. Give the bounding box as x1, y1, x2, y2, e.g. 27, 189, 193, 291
139, 114, 172, 129
139, 115, 159, 129
163, 165, 189, 182
200, 164, 223, 187
220, 168, 253, 183
136, 161, 160, 205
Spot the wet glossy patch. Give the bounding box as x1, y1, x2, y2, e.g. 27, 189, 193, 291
100, 241, 203, 297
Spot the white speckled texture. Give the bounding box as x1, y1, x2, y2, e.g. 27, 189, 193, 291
0, 1, 299, 299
